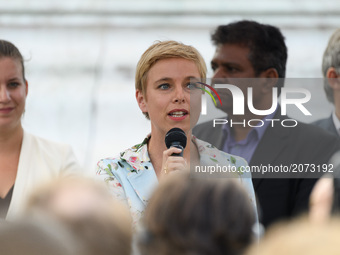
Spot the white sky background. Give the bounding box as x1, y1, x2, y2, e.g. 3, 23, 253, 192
1, 0, 339, 173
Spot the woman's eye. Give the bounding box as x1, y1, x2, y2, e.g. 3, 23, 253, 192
8, 82, 20, 88
158, 84, 170, 90
187, 83, 198, 89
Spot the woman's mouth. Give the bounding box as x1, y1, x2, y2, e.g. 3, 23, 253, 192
0, 107, 14, 114
168, 110, 188, 120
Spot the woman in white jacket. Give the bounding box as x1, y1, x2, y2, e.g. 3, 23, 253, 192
0, 40, 81, 220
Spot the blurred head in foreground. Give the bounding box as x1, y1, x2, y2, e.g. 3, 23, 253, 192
25, 177, 132, 255
0, 219, 78, 255
139, 173, 255, 255
246, 217, 340, 255
309, 176, 334, 223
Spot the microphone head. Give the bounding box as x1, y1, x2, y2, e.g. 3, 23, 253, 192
165, 128, 187, 149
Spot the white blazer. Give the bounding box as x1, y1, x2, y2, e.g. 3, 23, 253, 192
6, 131, 81, 220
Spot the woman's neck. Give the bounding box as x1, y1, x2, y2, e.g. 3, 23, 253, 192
0, 125, 24, 153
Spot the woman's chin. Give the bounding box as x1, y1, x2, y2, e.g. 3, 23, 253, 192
0, 123, 22, 134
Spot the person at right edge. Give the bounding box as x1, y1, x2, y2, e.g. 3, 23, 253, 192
193, 20, 340, 228
313, 28, 340, 137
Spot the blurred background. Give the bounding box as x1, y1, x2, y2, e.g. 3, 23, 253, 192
2, 0, 339, 173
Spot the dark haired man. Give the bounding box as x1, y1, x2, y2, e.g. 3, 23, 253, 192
193, 20, 340, 228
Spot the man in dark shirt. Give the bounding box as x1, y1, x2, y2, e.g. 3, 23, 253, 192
193, 20, 340, 228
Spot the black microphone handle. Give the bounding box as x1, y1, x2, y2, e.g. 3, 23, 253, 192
170, 142, 184, 157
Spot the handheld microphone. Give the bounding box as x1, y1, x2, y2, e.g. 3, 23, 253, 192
165, 128, 187, 157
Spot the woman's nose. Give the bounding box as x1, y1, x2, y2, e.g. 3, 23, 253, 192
173, 86, 185, 103
0, 86, 10, 103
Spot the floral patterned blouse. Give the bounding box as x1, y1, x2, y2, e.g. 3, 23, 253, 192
96, 135, 257, 226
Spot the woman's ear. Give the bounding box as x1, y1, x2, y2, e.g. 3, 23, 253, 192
136, 89, 147, 113
25, 80, 28, 96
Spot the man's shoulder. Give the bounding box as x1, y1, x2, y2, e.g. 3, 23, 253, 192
294, 119, 337, 140
192, 119, 226, 148
194, 119, 217, 129
312, 117, 329, 126
272, 115, 336, 139
193, 119, 223, 134
311, 115, 334, 130
255, 116, 340, 158
311, 116, 336, 134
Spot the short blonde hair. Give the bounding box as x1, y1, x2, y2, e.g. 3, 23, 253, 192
135, 41, 207, 119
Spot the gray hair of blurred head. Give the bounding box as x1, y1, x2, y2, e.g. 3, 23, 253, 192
322, 28, 340, 103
